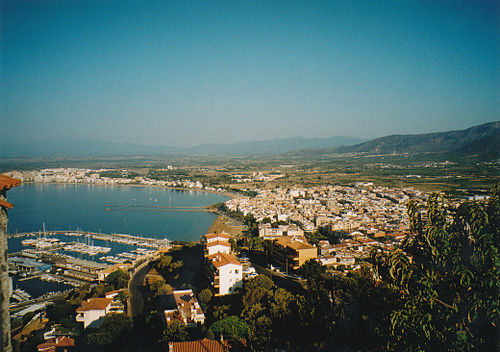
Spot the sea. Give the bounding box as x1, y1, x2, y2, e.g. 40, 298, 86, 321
6, 183, 230, 297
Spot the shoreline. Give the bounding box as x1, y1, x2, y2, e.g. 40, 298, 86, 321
8, 182, 241, 240
206, 213, 246, 237
18, 180, 240, 199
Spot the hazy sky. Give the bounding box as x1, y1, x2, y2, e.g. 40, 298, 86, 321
2, 0, 498, 147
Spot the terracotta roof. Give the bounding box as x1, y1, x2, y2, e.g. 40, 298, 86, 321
105, 289, 125, 297
0, 175, 22, 191
37, 336, 75, 352
208, 252, 241, 268
274, 236, 315, 250
0, 199, 14, 209
76, 297, 112, 312
170, 338, 226, 352
206, 241, 231, 248
205, 233, 231, 240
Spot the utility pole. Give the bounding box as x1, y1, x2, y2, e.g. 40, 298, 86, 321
0, 175, 22, 352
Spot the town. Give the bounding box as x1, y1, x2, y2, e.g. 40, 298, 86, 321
1, 168, 497, 352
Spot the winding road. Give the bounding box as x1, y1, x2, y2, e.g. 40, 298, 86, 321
128, 261, 150, 317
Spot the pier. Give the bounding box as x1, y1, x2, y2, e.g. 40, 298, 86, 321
9, 230, 171, 248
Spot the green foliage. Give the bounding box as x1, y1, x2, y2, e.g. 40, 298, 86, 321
104, 269, 129, 290
239, 274, 297, 350
155, 254, 183, 280
198, 288, 213, 307
213, 305, 230, 321
46, 297, 74, 325
84, 313, 132, 350
161, 320, 188, 342
375, 184, 500, 351
208, 315, 250, 349
148, 276, 173, 297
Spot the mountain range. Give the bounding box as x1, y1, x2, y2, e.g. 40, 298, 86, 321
1, 121, 498, 159
332, 121, 499, 156
0, 136, 365, 158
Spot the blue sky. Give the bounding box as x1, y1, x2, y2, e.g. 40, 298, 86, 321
2, 0, 498, 147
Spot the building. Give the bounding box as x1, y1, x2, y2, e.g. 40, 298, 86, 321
205, 241, 231, 256
269, 236, 317, 271
258, 223, 304, 240
75, 297, 113, 329
168, 338, 227, 352
164, 289, 205, 326
37, 336, 75, 352
204, 233, 231, 244
206, 252, 242, 296
0, 174, 21, 352
97, 264, 131, 281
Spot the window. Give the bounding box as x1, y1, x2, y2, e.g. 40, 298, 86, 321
235, 270, 239, 274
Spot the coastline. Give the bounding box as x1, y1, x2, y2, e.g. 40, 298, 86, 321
206, 214, 246, 237
19, 181, 239, 199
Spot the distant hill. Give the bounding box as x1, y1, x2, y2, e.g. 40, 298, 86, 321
331, 121, 500, 156
184, 136, 365, 156
0, 135, 364, 158
454, 134, 500, 159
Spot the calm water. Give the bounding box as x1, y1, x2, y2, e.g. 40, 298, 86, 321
7, 183, 229, 241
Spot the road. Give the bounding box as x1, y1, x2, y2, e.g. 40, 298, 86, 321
128, 261, 150, 317
253, 263, 306, 294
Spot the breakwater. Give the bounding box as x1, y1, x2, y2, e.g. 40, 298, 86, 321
9, 230, 170, 248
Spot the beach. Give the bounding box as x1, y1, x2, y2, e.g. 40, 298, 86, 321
206, 214, 246, 237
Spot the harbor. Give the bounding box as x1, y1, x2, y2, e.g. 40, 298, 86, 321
7, 229, 171, 303
10, 230, 171, 248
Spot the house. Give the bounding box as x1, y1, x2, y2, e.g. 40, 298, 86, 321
269, 236, 317, 271
37, 336, 75, 352
205, 241, 231, 256
164, 289, 205, 326
75, 297, 113, 329
168, 338, 227, 352
204, 233, 231, 244
206, 252, 242, 296
105, 289, 126, 314
97, 263, 130, 282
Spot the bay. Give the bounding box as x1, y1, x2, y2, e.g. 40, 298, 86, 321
6, 183, 229, 241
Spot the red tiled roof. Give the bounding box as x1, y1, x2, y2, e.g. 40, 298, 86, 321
170, 338, 226, 352
0, 175, 21, 191
0, 199, 14, 209
205, 233, 231, 240
208, 252, 241, 268
76, 297, 112, 312
37, 336, 75, 352
206, 241, 230, 248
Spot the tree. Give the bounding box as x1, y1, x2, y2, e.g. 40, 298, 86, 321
148, 277, 172, 297
208, 315, 250, 350
85, 313, 132, 350
104, 270, 129, 290
198, 288, 213, 306
156, 254, 183, 280
161, 320, 188, 342
46, 297, 73, 325
376, 185, 500, 351
241, 274, 273, 308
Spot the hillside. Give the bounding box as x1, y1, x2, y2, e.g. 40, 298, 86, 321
332, 121, 500, 156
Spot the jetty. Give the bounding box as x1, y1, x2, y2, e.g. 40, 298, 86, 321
9, 230, 170, 248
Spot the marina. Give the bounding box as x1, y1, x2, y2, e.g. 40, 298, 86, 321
11, 230, 171, 249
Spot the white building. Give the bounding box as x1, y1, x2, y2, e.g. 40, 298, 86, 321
75, 297, 113, 329
206, 252, 242, 296
205, 241, 231, 256
204, 233, 231, 244
164, 289, 205, 326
